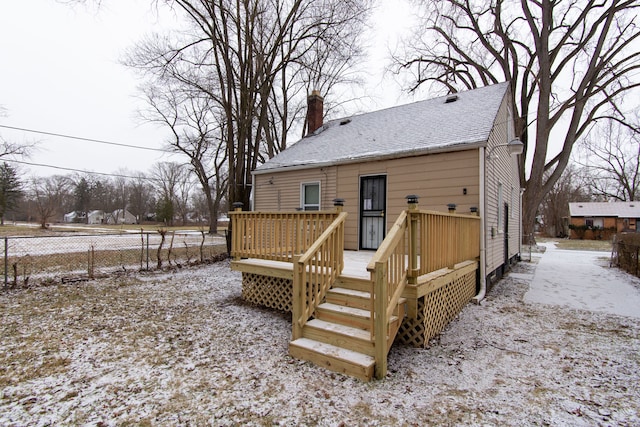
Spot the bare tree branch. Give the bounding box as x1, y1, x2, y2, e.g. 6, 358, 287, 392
393, 0, 640, 238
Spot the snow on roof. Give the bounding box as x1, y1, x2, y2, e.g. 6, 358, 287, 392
255, 82, 510, 173
569, 201, 640, 218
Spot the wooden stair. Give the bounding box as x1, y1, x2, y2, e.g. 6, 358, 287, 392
289, 275, 405, 381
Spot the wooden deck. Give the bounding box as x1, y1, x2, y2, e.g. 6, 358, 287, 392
229, 207, 480, 380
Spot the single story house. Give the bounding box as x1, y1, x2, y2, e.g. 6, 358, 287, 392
63, 211, 79, 223
251, 82, 522, 289
105, 209, 137, 225
569, 201, 640, 239
232, 82, 523, 380
87, 210, 105, 225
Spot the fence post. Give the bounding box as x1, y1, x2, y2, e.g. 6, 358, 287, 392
88, 246, 95, 279
4, 237, 7, 289
146, 232, 150, 271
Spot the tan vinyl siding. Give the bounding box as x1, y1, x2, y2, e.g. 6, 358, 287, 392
484, 94, 521, 274
254, 150, 480, 250
253, 167, 337, 211
337, 150, 480, 249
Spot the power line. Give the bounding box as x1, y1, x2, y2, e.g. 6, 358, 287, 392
2, 158, 163, 182
0, 124, 173, 154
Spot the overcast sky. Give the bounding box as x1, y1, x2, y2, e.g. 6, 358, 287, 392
0, 0, 416, 180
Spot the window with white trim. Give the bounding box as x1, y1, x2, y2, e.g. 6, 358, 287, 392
301, 182, 320, 211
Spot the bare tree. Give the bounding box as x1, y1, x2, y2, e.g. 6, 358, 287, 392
140, 86, 228, 233
127, 0, 372, 209
578, 119, 640, 201
152, 161, 189, 226
128, 173, 155, 223
175, 175, 195, 226
395, 0, 640, 239
539, 164, 589, 237
30, 175, 73, 228
0, 107, 36, 160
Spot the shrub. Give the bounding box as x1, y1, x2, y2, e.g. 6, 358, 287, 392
614, 233, 640, 277
568, 224, 588, 239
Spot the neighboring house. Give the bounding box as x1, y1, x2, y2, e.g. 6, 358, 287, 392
87, 210, 105, 225
63, 211, 87, 223
63, 211, 77, 223
106, 209, 137, 225
569, 201, 640, 239
251, 82, 522, 287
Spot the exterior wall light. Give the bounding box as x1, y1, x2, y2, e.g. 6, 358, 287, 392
487, 139, 524, 159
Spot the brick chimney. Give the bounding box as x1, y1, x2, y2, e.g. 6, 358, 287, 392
307, 90, 323, 135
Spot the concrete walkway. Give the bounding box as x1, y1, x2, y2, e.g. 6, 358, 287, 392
524, 242, 640, 319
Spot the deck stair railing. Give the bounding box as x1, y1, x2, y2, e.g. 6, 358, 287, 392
367, 196, 481, 379
367, 209, 409, 379
292, 210, 348, 339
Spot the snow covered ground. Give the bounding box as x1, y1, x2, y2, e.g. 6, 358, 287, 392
525, 242, 640, 318
0, 248, 639, 426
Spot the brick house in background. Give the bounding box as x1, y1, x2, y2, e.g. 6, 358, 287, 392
569, 201, 640, 239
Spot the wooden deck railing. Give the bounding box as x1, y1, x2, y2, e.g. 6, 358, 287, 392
292, 212, 348, 339
367, 203, 481, 379
229, 211, 340, 262
418, 210, 481, 274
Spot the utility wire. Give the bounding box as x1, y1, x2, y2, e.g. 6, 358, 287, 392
3, 158, 163, 182
0, 124, 173, 154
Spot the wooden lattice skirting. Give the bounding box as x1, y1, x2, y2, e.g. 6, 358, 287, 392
242, 272, 293, 312
396, 267, 477, 348
242, 265, 476, 347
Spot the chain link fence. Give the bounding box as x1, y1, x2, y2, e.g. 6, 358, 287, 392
1, 231, 228, 288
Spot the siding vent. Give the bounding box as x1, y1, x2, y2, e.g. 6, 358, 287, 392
445, 94, 458, 103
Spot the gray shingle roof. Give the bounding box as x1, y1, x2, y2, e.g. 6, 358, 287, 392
569, 202, 640, 218
255, 82, 510, 173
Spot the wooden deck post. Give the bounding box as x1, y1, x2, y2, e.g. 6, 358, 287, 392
374, 261, 388, 379
292, 254, 303, 340
333, 199, 345, 273
406, 195, 419, 285
231, 202, 243, 261
333, 198, 345, 213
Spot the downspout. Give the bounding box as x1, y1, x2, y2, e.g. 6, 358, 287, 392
519, 187, 524, 257
473, 147, 487, 304
250, 172, 255, 211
